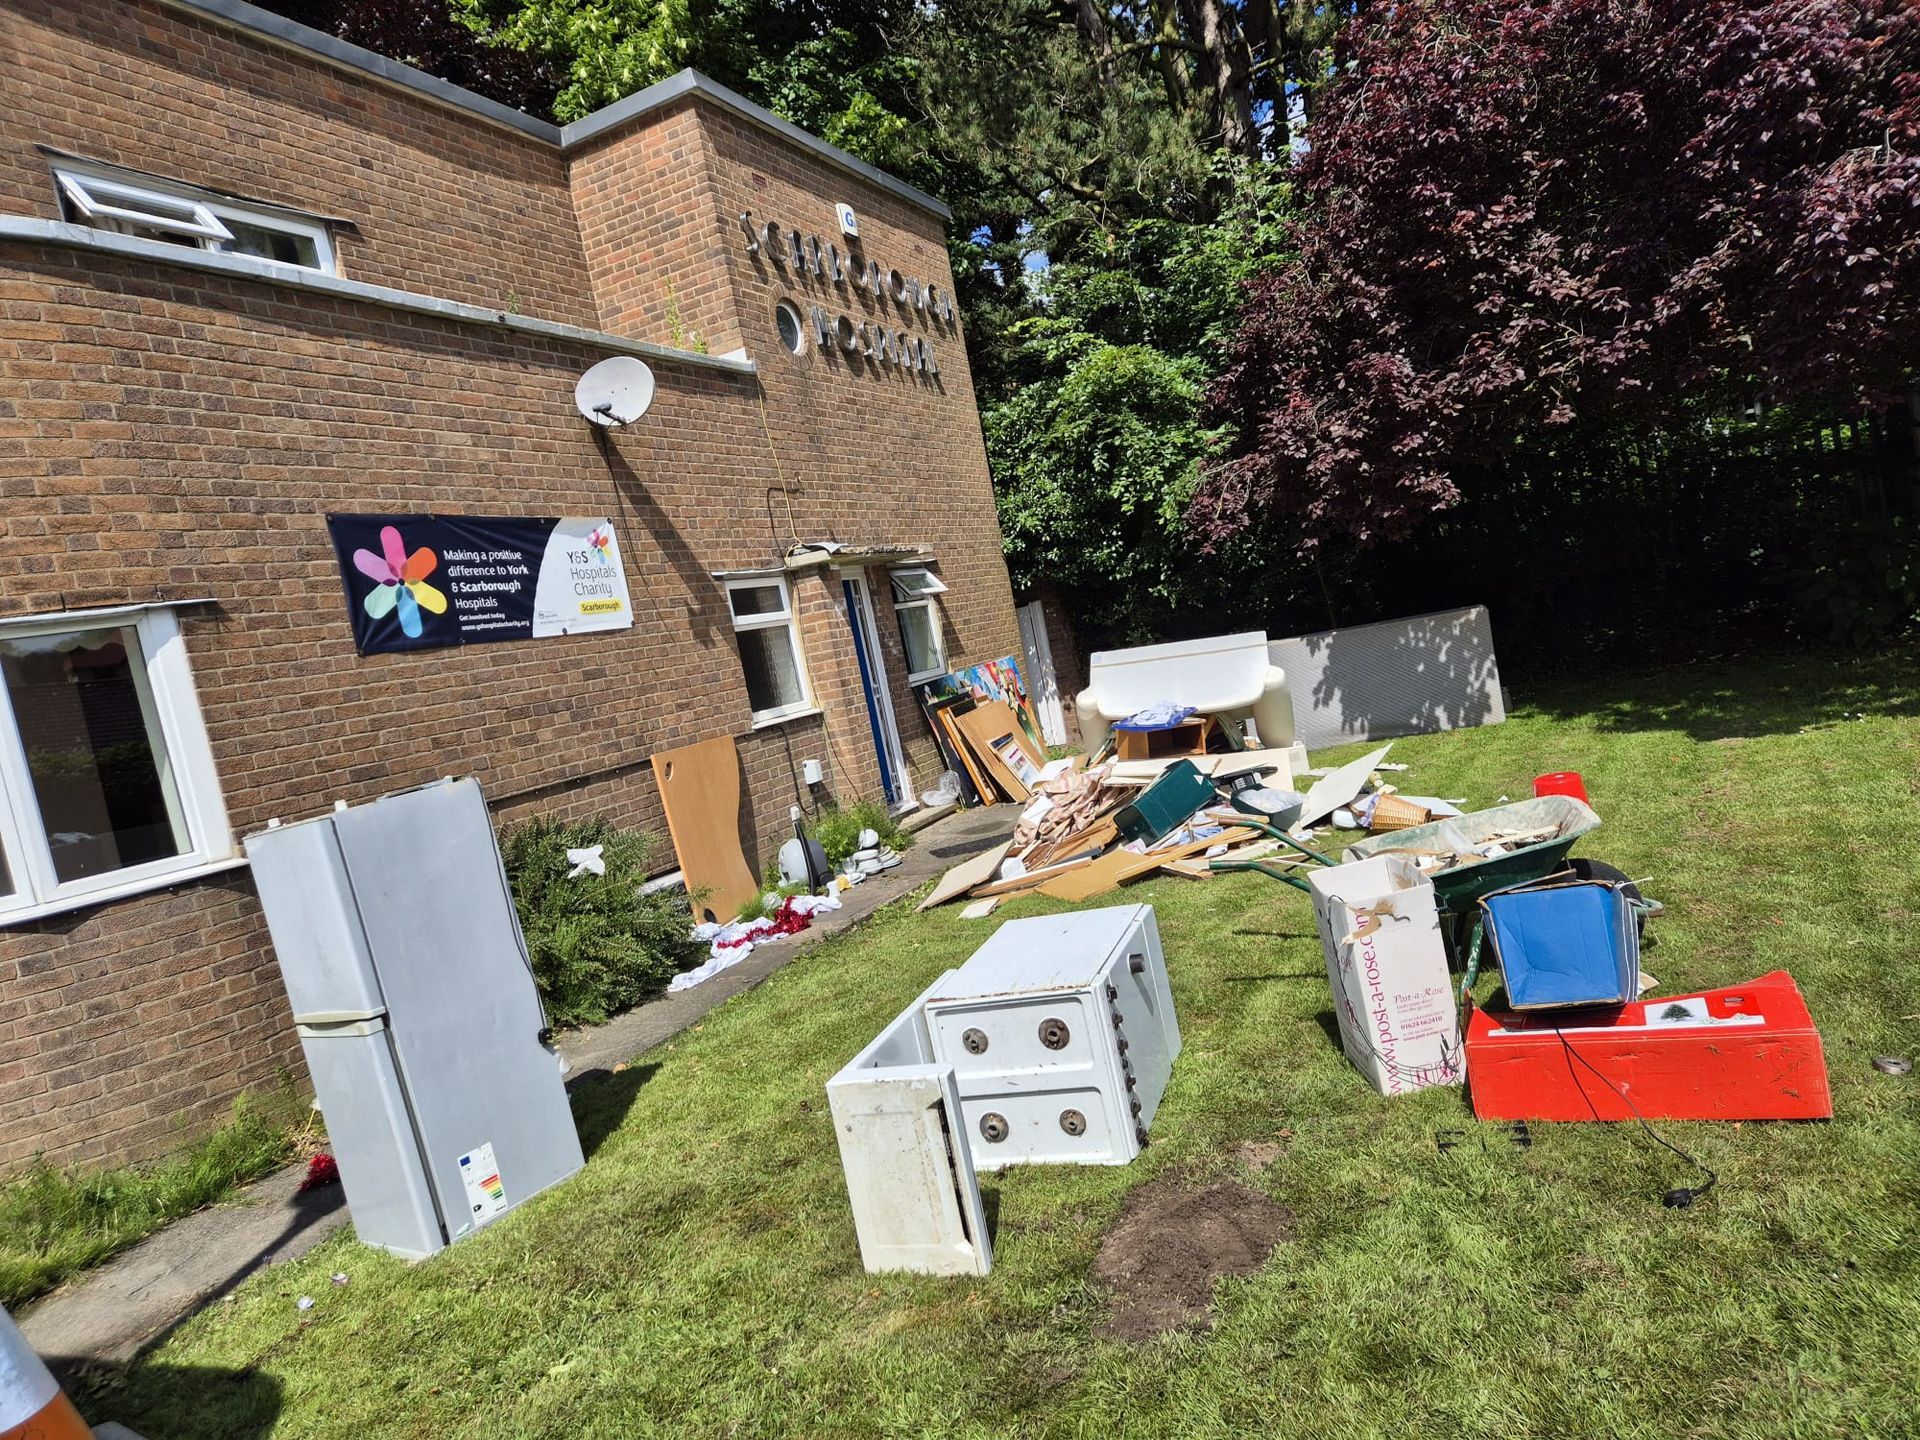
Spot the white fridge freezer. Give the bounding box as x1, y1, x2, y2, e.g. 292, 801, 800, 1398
245, 777, 583, 1258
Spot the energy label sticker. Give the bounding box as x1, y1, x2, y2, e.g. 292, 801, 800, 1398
458, 1142, 508, 1223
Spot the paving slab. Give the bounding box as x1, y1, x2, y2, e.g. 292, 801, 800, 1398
17, 803, 1017, 1375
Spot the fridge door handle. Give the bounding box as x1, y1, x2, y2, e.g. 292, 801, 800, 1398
294, 1007, 389, 1026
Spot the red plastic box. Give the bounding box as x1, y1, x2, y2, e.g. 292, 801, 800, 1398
1466, 970, 1831, 1122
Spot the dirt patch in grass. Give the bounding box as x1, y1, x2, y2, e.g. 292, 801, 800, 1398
1091, 1177, 1294, 1340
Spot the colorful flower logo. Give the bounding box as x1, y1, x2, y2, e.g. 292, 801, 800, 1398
588, 524, 613, 563
352, 525, 447, 638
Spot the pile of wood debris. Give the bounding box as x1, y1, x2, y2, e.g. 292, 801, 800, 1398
919, 743, 1337, 915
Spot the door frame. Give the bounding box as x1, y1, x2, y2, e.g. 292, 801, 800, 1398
840, 571, 914, 810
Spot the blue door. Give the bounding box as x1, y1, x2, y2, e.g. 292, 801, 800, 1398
842, 576, 900, 805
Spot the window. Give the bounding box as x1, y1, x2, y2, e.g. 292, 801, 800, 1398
726, 578, 813, 724
53, 162, 336, 274
773, 300, 806, 355
0, 607, 232, 921
889, 567, 950, 683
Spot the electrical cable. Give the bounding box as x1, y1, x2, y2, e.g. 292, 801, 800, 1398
1552, 1027, 1718, 1208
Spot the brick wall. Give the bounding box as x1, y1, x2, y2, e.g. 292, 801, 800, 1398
569, 105, 743, 354
0, 0, 598, 325
0, 5, 1022, 1172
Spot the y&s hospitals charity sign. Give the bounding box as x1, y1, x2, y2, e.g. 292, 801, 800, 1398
327, 514, 634, 655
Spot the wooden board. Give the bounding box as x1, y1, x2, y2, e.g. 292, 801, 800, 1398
918, 839, 1013, 911
934, 705, 998, 806
1030, 816, 1119, 869
1110, 748, 1299, 788
1035, 848, 1141, 902
970, 853, 1092, 897
1161, 839, 1289, 878
923, 695, 991, 806
651, 736, 760, 924
952, 702, 1037, 803
1038, 827, 1258, 902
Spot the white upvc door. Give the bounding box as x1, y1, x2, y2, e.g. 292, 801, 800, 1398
1017, 600, 1068, 746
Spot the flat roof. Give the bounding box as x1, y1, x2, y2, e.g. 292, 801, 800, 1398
152, 0, 953, 221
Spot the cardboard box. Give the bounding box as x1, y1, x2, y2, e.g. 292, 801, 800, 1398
1307, 855, 1464, 1096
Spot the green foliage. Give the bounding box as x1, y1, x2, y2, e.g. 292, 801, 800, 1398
737, 881, 806, 923
984, 161, 1299, 643
805, 800, 911, 868
497, 816, 700, 1027
1789, 515, 1920, 648
0, 1085, 313, 1309
989, 345, 1214, 642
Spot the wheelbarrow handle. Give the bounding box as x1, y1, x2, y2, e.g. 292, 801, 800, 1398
1206, 858, 1315, 893
1221, 817, 1339, 868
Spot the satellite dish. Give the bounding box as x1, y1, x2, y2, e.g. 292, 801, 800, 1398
574, 356, 655, 428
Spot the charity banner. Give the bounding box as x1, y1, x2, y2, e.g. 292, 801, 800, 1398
326, 513, 633, 655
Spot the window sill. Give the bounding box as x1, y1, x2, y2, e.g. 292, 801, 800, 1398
749, 705, 823, 731
906, 669, 947, 687
0, 854, 249, 928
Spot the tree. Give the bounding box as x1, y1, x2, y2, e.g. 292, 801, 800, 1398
1198, 0, 1920, 551
987, 162, 1295, 641
265, 0, 562, 112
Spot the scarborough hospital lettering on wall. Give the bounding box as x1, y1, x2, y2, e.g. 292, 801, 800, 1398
740, 211, 954, 379
326, 514, 634, 656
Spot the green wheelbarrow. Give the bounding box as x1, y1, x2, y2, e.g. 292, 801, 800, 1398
1208, 795, 1604, 976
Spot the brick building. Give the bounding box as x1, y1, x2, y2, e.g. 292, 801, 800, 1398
0, 0, 1022, 1171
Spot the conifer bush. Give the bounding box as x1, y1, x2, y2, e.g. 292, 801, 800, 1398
498, 817, 701, 1027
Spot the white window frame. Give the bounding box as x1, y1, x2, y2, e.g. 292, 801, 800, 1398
889, 567, 950, 684
0, 606, 235, 925
725, 576, 816, 727
52, 161, 338, 275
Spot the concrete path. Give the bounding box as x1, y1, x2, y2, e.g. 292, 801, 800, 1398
19, 804, 1015, 1375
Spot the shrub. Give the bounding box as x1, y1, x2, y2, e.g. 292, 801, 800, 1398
806, 800, 914, 869
1789, 514, 1920, 646
498, 817, 702, 1028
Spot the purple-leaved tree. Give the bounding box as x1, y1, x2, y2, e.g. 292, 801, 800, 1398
1197, 0, 1920, 549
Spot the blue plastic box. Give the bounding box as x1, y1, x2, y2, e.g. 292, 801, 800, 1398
1480, 880, 1638, 1010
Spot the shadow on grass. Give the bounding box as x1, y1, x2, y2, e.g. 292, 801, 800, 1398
980, 1184, 1002, 1251
69, 1360, 283, 1440
569, 1062, 662, 1161
1519, 648, 1920, 741
1313, 1010, 1343, 1051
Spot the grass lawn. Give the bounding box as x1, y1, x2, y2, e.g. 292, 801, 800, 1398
87, 652, 1920, 1439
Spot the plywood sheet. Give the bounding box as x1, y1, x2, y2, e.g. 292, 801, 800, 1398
652, 736, 759, 924
1038, 827, 1258, 902
970, 854, 1092, 898
934, 705, 998, 806
919, 839, 1013, 911
953, 702, 1037, 802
